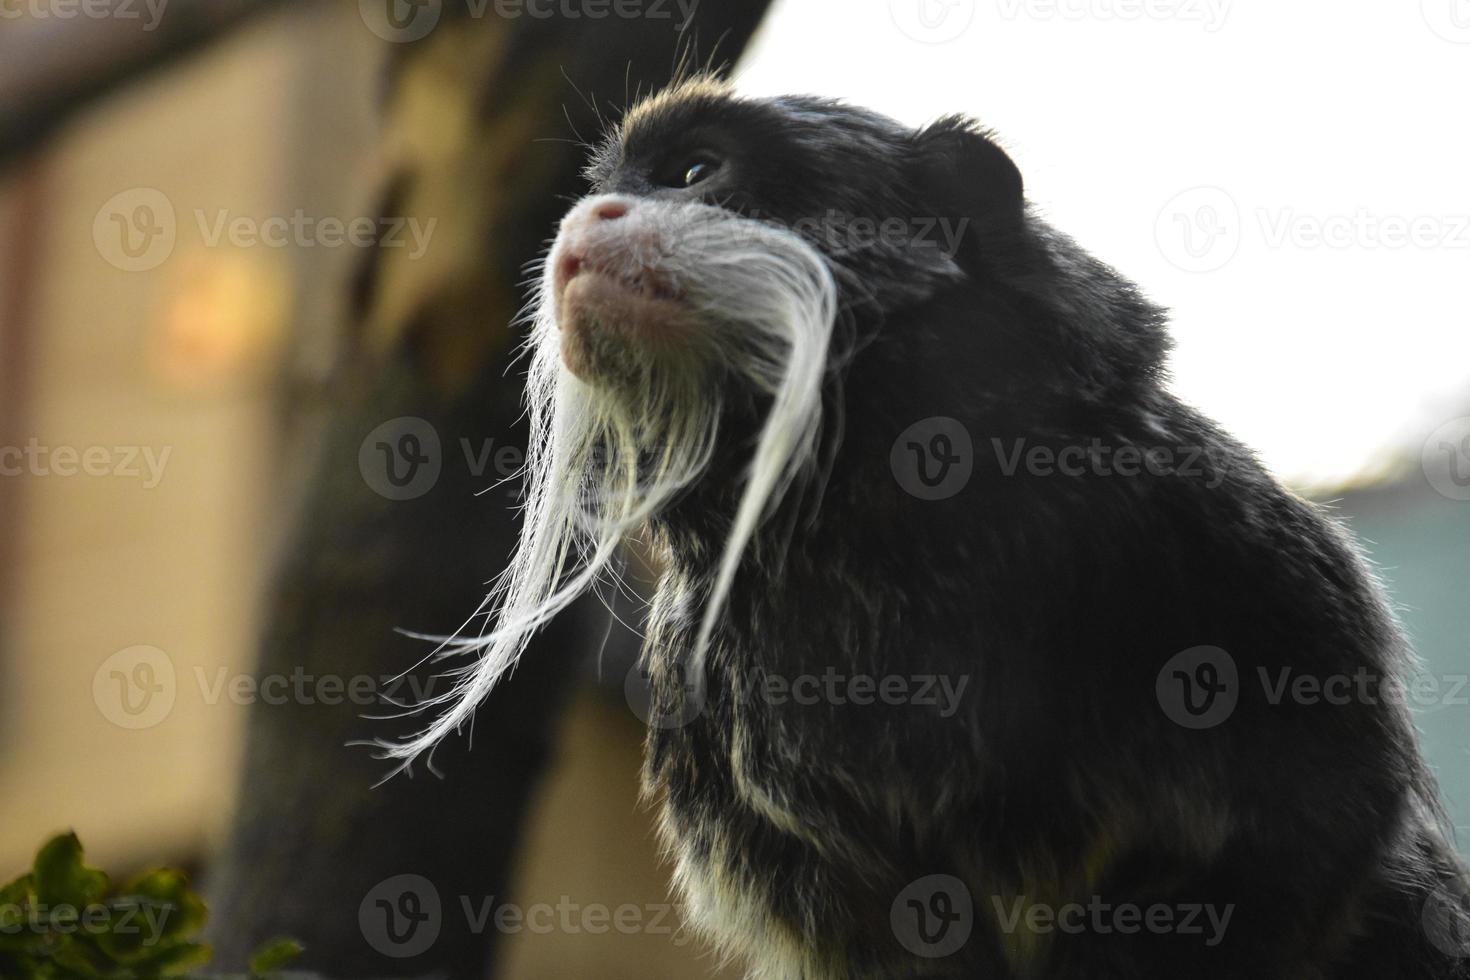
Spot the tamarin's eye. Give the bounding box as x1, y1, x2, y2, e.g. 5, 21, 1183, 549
662, 153, 722, 188
684, 157, 720, 186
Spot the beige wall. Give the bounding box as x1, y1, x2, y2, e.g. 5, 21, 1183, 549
0, 12, 295, 874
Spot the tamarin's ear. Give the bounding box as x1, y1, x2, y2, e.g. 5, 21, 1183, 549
912, 116, 1024, 226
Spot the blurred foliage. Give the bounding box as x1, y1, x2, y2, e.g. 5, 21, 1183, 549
0, 833, 303, 979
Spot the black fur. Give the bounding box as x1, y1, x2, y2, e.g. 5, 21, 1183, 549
585, 85, 1469, 978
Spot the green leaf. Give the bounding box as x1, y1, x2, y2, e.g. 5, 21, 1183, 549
2, 833, 301, 980
32, 834, 108, 910
248, 937, 304, 974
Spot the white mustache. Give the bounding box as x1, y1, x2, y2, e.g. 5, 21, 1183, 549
376, 199, 838, 768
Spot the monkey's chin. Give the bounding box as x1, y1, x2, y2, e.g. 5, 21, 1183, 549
556, 272, 694, 382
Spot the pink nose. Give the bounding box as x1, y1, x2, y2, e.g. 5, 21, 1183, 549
554, 196, 637, 292
593, 199, 629, 221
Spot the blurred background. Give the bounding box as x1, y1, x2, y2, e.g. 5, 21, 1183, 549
0, 1, 1466, 977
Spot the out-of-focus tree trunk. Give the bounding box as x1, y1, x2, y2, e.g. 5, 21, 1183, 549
204, 5, 773, 977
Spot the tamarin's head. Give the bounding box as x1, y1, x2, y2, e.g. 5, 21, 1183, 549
548, 76, 1024, 386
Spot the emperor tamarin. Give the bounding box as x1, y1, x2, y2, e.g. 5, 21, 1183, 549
384, 78, 1470, 979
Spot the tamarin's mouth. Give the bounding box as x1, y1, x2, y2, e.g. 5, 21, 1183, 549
555, 251, 680, 302
554, 261, 690, 380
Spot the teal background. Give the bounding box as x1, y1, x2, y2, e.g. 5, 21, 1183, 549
1338, 478, 1470, 849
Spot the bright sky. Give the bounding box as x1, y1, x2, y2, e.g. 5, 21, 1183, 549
735, 0, 1470, 490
